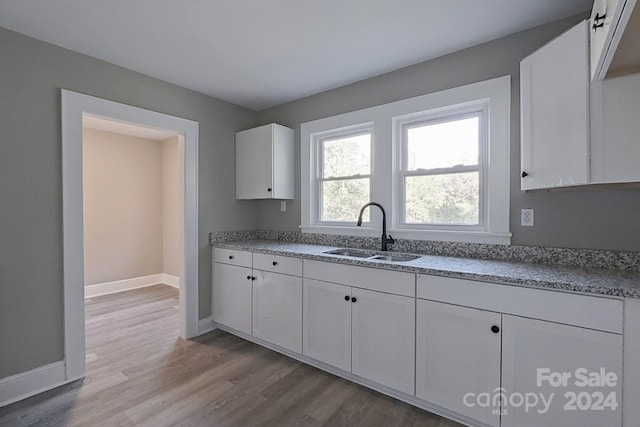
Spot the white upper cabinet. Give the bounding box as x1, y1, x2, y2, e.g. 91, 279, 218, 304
521, 18, 640, 190
591, 72, 640, 183
590, 0, 622, 79
520, 21, 590, 190
235, 123, 294, 200
591, 0, 640, 80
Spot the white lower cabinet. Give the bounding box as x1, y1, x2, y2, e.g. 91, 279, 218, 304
213, 250, 628, 427
501, 315, 623, 427
213, 249, 303, 350
303, 278, 415, 395
351, 287, 415, 395
416, 300, 502, 427
252, 271, 302, 353
302, 279, 352, 372
415, 278, 623, 427
416, 299, 622, 427
212, 262, 253, 335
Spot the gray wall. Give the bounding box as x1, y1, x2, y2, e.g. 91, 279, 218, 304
0, 27, 258, 378
256, 14, 640, 252
3, 11, 640, 382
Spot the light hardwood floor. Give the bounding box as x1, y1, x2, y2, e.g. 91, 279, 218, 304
0, 285, 462, 427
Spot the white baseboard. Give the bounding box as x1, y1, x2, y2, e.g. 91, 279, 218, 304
2, 274, 183, 407
85, 273, 180, 298
197, 317, 217, 335
0, 361, 70, 408
161, 274, 180, 289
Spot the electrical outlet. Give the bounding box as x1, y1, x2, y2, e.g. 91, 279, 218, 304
521, 209, 534, 226
280, 201, 287, 212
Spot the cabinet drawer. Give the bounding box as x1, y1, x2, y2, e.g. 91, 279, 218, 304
304, 260, 415, 297
213, 248, 252, 268
417, 274, 623, 333
253, 253, 302, 276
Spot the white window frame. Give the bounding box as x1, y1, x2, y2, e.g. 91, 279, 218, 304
394, 103, 488, 231
313, 124, 373, 227
301, 76, 511, 245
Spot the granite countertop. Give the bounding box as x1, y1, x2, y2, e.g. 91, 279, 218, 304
213, 240, 640, 298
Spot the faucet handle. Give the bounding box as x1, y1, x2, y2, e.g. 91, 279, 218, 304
386, 234, 395, 244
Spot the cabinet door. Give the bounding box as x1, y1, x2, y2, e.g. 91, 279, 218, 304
520, 21, 590, 190
351, 288, 415, 395
502, 315, 622, 427
236, 125, 273, 199
594, 72, 640, 183
302, 279, 351, 372
416, 300, 501, 427
212, 262, 253, 334
589, 0, 620, 79
252, 271, 302, 353
271, 124, 294, 199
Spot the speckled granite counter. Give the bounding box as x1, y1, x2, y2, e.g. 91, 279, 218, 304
213, 240, 640, 298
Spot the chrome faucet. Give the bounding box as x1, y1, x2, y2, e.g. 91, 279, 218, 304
357, 202, 395, 251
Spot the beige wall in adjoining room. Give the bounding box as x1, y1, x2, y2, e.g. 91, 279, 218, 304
162, 135, 182, 278
82, 128, 164, 285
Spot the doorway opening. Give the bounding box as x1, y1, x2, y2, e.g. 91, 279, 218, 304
82, 118, 183, 356
82, 117, 183, 298
61, 90, 199, 382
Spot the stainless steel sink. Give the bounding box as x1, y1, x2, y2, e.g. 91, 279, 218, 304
369, 254, 421, 262
323, 248, 377, 258
323, 248, 420, 263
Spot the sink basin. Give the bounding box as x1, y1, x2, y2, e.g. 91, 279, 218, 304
323, 248, 420, 263
369, 254, 421, 262
323, 248, 376, 258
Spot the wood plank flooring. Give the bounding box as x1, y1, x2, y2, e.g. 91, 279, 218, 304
0, 285, 462, 427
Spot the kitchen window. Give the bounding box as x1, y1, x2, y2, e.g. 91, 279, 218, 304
395, 105, 486, 230
301, 76, 511, 244
315, 127, 372, 224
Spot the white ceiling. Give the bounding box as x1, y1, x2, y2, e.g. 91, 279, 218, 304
0, 1, 592, 111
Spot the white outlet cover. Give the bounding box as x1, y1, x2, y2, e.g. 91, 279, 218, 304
521, 208, 534, 226
280, 201, 287, 212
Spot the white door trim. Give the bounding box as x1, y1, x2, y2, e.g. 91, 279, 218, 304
61, 90, 199, 381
